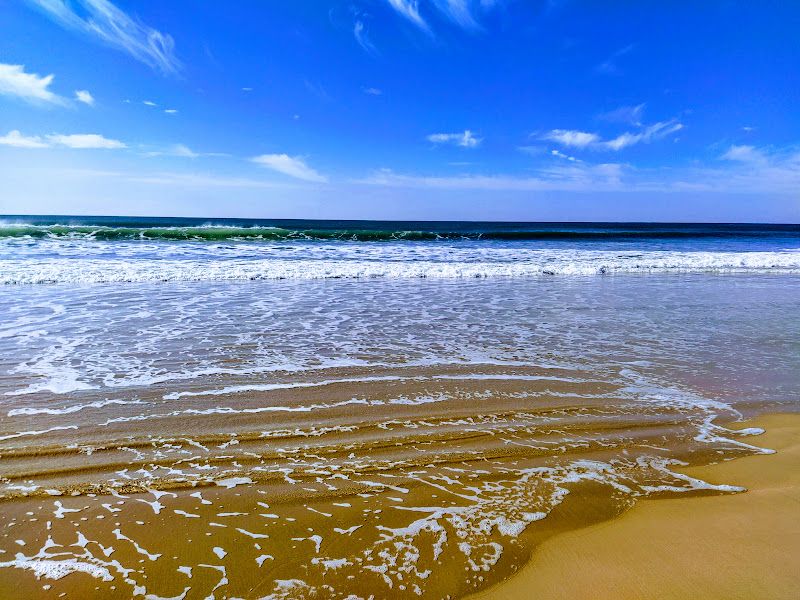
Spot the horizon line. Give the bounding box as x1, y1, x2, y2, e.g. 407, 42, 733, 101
2, 214, 799, 227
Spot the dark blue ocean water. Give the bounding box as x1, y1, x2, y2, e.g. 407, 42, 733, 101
1, 215, 799, 249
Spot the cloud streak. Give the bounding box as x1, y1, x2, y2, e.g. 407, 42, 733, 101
599, 103, 645, 126
541, 130, 599, 148
47, 133, 126, 149
0, 63, 66, 105
602, 120, 683, 150
143, 144, 228, 158
0, 130, 51, 148
595, 44, 634, 75
385, 0, 429, 32
74, 89, 94, 105
0, 130, 126, 149
27, 0, 180, 75
384, 0, 503, 34
433, 0, 481, 31
353, 20, 378, 54
355, 162, 625, 191
356, 144, 800, 195
542, 120, 683, 151
427, 130, 482, 148
721, 144, 767, 165
251, 154, 328, 183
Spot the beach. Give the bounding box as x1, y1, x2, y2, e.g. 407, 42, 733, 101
473, 413, 800, 600
3, 0, 799, 596
0, 219, 799, 598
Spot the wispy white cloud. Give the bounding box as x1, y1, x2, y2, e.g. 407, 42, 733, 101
541, 129, 599, 148
47, 133, 126, 149
599, 103, 644, 126
27, 0, 180, 75
1, 129, 126, 149
164, 108, 178, 114
251, 154, 328, 183
144, 144, 198, 158
602, 120, 683, 150
671, 145, 800, 194
353, 20, 378, 54
542, 120, 683, 151
427, 130, 481, 148
143, 100, 157, 107
362, 87, 382, 96
433, 0, 481, 31
355, 162, 625, 191
74, 89, 94, 106
551, 149, 580, 162
595, 44, 634, 75
143, 144, 227, 158
721, 144, 767, 165
0, 130, 50, 148
0, 63, 66, 105
385, 0, 429, 32
357, 143, 800, 195
385, 0, 505, 34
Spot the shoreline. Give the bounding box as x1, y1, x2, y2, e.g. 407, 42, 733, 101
471, 413, 800, 600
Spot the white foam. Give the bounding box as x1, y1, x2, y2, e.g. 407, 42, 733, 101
291, 535, 323, 553
311, 557, 350, 570
8, 398, 145, 417
334, 525, 361, 535
235, 528, 269, 539
0, 425, 78, 442
53, 501, 81, 519
216, 477, 253, 489
0, 556, 113, 581
112, 529, 162, 561
3, 249, 800, 285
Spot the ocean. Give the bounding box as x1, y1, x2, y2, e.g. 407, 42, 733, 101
0, 216, 799, 598
2, 217, 800, 284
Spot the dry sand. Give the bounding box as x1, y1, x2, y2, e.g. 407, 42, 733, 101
472, 413, 800, 600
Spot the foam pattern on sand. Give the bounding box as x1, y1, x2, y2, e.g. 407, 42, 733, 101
0, 276, 797, 598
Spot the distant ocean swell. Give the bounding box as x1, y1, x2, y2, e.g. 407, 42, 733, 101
3, 251, 800, 284
1, 223, 799, 242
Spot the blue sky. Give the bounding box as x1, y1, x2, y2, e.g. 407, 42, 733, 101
0, 0, 798, 221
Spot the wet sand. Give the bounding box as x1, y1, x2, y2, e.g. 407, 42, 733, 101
0, 363, 775, 599
473, 413, 800, 600
2, 277, 799, 598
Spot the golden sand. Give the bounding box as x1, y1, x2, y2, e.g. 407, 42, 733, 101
473, 413, 800, 600
0, 359, 792, 598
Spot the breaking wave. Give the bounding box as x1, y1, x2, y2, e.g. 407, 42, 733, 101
2, 250, 800, 284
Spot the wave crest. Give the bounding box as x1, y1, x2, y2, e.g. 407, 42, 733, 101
3, 251, 800, 284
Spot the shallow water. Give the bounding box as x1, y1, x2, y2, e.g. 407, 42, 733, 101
1, 219, 799, 598
1, 275, 798, 599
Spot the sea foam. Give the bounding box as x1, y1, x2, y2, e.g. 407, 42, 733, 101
2, 250, 800, 284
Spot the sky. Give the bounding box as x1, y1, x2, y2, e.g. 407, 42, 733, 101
0, 0, 798, 222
